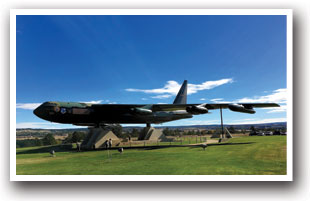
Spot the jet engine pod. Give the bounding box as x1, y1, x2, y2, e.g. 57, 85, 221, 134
228, 104, 255, 114
132, 107, 153, 115
186, 105, 208, 114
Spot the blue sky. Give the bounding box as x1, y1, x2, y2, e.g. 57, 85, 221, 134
16, 15, 287, 129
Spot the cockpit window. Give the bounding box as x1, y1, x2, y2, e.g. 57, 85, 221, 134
44, 102, 58, 107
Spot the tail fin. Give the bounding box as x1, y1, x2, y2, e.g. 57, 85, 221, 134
173, 80, 187, 104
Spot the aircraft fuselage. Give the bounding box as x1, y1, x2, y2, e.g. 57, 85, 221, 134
34, 101, 193, 126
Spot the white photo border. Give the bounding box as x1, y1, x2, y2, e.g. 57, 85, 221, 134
10, 9, 293, 181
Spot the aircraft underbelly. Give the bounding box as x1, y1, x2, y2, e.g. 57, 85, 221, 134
43, 106, 193, 125
114, 113, 191, 124
50, 112, 191, 124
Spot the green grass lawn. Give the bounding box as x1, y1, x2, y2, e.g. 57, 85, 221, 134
16, 136, 286, 175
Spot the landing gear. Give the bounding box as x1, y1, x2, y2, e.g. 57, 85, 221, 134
220, 106, 224, 139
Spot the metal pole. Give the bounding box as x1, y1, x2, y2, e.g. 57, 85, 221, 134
220, 106, 224, 139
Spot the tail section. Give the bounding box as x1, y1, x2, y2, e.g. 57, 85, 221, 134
173, 80, 187, 104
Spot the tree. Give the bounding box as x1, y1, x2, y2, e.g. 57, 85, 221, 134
71, 132, 86, 143
111, 124, 123, 137
64, 132, 86, 143
131, 128, 140, 137
163, 127, 170, 135
42, 134, 57, 145
175, 129, 181, 136
187, 130, 194, 135
250, 126, 256, 132
34, 138, 43, 146
228, 126, 236, 133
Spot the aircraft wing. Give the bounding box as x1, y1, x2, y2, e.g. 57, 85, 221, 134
151, 103, 280, 111
91, 103, 280, 112
203, 103, 280, 109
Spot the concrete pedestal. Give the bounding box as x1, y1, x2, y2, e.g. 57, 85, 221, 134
138, 127, 169, 142
211, 127, 233, 139
81, 128, 120, 150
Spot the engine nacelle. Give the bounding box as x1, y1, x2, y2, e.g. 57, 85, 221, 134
228, 104, 255, 114
186, 105, 208, 114
132, 108, 153, 115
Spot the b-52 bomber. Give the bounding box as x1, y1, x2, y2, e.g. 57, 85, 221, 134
34, 80, 280, 128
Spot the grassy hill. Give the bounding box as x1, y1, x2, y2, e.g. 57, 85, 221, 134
16, 136, 286, 175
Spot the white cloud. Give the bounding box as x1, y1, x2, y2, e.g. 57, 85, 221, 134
182, 120, 219, 125
236, 88, 287, 104
16, 122, 57, 129
211, 98, 223, 102
152, 94, 173, 99
263, 104, 287, 113
81, 100, 118, 104
81, 100, 103, 104
229, 118, 287, 125
210, 98, 230, 103
16, 122, 86, 129
126, 80, 181, 95
210, 98, 223, 103
17, 100, 107, 110
141, 98, 148, 101
239, 118, 256, 121
233, 88, 287, 113
200, 98, 206, 101
187, 79, 233, 95
208, 89, 286, 110
16, 103, 41, 110
125, 79, 233, 99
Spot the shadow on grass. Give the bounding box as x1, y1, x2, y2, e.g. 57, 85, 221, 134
190, 142, 255, 148
17, 142, 255, 154
17, 144, 73, 155
139, 142, 255, 150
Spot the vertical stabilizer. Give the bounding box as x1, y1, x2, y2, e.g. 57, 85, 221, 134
173, 80, 187, 104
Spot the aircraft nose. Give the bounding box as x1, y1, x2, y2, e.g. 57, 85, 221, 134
33, 105, 44, 118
